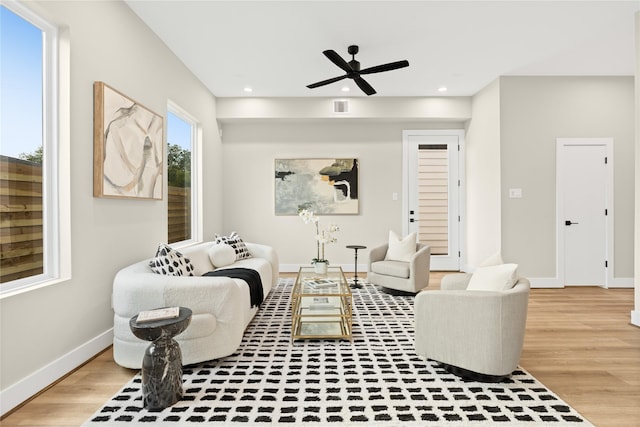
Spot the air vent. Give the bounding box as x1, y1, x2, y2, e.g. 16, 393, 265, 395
333, 100, 349, 114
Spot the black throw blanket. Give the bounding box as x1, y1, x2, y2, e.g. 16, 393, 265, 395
202, 268, 264, 308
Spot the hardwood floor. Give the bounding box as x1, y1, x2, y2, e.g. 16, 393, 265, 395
2, 273, 639, 426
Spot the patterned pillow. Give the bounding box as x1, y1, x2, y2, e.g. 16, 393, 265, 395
214, 231, 252, 260
149, 243, 195, 276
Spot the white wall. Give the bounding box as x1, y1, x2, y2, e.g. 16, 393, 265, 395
499, 76, 635, 281
465, 79, 502, 268
220, 121, 464, 270
0, 0, 220, 414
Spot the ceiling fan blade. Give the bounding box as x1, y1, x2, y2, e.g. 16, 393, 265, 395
306, 75, 347, 89
360, 60, 409, 75
323, 49, 353, 73
354, 77, 376, 96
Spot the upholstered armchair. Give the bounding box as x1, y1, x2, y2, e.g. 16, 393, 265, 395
414, 269, 530, 381
367, 232, 431, 293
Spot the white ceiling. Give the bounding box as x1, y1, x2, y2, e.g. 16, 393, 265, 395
125, 1, 640, 98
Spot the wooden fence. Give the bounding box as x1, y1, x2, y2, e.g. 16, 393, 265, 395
0, 156, 44, 284
0, 155, 191, 284
168, 186, 191, 244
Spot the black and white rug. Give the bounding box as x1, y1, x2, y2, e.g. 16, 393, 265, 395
84, 279, 592, 426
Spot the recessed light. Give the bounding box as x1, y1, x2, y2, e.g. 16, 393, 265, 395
438, 86, 448, 93
243, 86, 253, 93
341, 86, 350, 92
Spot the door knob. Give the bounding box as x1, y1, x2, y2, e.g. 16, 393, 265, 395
564, 220, 579, 226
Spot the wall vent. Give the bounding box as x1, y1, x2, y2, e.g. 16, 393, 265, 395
333, 99, 349, 114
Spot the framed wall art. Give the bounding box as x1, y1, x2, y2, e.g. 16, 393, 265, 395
93, 81, 164, 199
274, 158, 359, 215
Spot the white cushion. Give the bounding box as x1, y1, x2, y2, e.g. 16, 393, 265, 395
214, 231, 252, 260
385, 231, 416, 262
148, 243, 195, 276
479, 251, 504, 267
467, 263, 519, 292
208, 243, 236, 268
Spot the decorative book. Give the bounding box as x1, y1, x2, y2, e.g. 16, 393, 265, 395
136, 307, 180, 323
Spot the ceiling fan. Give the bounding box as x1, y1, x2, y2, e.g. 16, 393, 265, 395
306, 45, 409, 96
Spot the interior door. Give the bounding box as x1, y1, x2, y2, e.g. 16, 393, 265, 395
557, 139, 611, 287
403, 130, 463, 271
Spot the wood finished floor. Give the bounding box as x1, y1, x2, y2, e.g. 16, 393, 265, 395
2, 272, 639, 427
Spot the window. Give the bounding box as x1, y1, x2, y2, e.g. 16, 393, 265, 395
1, 1, 70, 296
166, 103, 200, 245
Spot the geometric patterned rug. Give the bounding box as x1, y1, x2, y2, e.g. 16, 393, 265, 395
83, 279, 593, 426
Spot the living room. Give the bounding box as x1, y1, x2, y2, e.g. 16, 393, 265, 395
1, 0, 639, 425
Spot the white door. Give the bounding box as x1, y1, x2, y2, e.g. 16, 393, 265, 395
403, 130, 464, 271
557, 138, 612, 287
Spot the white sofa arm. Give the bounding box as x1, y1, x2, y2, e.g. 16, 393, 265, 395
409, 244, 431, 289
246, 242, 279, 285
112, 262, 244, 319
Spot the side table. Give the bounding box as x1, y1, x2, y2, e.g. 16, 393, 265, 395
346, 245, 367, 289
130, 307, 192, 411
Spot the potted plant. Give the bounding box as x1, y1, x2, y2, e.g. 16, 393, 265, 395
299, 209, 339, 274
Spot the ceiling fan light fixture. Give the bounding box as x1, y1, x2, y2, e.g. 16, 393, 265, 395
307, 45, 409, 96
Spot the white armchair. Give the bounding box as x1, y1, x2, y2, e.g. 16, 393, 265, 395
414, 271, 530, 381
367, 242, 431, 293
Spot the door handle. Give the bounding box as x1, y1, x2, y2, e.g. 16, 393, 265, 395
565, 220, 579, 226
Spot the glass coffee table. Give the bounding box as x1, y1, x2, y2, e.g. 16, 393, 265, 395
291, 266, 352, 341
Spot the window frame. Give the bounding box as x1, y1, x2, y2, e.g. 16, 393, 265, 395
166, 101, 202, 248
1, 0, 71, 298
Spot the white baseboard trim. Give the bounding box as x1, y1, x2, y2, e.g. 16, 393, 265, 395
528, 277, 563, 288
0, 328, 113, 417
608, 277, 634, 288
631, 310, 640, 327
279, 264, 368, 274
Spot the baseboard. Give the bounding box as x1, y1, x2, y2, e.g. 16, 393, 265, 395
0, 328, 113, 417
528, 277, 563, 288
608, 277, 634, 288
279, 264, 367, 274
631, 310, 640, 327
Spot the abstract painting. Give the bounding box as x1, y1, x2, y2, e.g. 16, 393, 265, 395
274, 158, 359, 215
93, 81, 163, 199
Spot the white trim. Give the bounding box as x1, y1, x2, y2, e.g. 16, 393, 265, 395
0, 0, 71, 298
402, 129, 466, 271
167, 101, 202, 245
608, 277, 634, 288
631, 311, 640, 328
556, 138, 614, 288
0, 329, 113, 416
528, 277, 564, 288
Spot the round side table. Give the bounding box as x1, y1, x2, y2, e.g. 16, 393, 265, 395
130, 307, 192, 411
346, 245, 367, 289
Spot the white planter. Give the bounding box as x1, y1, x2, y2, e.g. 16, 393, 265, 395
314, 262, 328, 274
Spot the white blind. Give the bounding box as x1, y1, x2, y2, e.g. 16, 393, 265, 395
417, 145, 448, 255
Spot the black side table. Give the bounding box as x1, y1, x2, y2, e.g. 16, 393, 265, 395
130, 307, 192, 411
346, 245, 367, 289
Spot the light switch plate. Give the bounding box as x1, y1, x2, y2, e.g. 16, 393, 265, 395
509, 188, 522, 198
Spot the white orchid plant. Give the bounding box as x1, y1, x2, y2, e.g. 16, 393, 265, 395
299, 208, 339, 264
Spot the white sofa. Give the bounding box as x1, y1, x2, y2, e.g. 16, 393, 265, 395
112, 241, 279, 369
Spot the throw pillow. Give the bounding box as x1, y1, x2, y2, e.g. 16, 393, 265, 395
384, 230, 417, 262
467, 263, 519, 292
214, 231, 252, 260
479, 251, 504, 267
149, 243, 195, 276
208, 243, 236, 268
